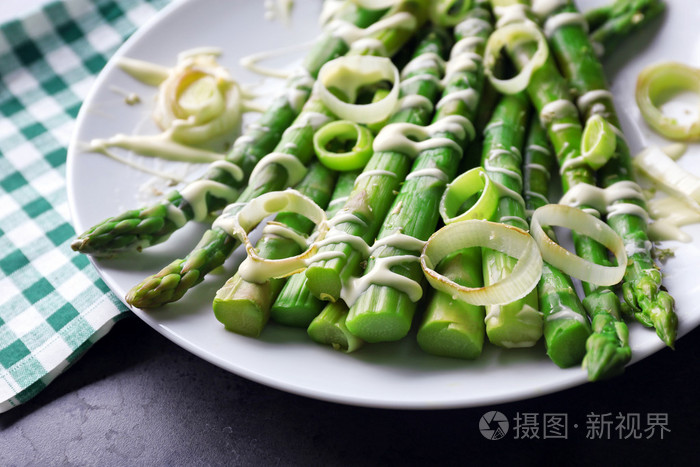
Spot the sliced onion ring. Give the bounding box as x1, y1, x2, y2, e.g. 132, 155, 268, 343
439, 167, 500, 224
315, 55, 399, 124
484, 20, 549, 94
636, 61, 700, 141
421, 220, 542, 306
530, 204, 627, 286
232, 190, 329, 283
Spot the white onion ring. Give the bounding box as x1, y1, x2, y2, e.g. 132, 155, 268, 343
421, 220, 542, 306
231, 190, 329, 283
484, 20, 549, 94
530, 204, 627, 286
315, 55, 399, 124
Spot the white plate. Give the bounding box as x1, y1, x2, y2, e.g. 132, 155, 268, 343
67, 0, 700, 409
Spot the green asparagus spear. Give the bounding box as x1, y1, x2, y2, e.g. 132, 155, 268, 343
523, 118, 591, 368
489, 2, 632, 377
542, 0, 676, 345
479, 92, 543, 348
72, 3, 385, 256
212, 162, 337, 336
125, 1, 430, 308
346, 6, 494, 343
417, 133, 487, 359
271, 171, 359, 328
585, 0, 665, 54
307, 301, 365, 352
303, 27, 449, 304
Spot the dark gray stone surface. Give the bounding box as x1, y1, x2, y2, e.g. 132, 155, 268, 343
1, 315, 698, 465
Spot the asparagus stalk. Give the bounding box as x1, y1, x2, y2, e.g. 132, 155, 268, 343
346, 6, 494, 343
303, 27, 450, 303
125, 1, 430, 308
542, 0, 676, 345
585, 0, 666, 54
270, 170, 360, 328
479, 92, 543, 348
72, 3, 386, 256
489, 2, 632, 377
307, 301, 364, 352
523, 118, 591, 368
416, 132, 486, 358
212, 162, 337, 336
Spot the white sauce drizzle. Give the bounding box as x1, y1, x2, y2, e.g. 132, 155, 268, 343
525, 163, 551, 179
531, 0, 567, 19
577, 89, 613, 115
494, 4, 531, 28
484, 159, 523, 185
353, 169, 397, 187
436, 88, 479, 113
546, 307, 587, 324
551, 123, 580, 133
326, 12, 416, 54
404, 167, 449, 183
539, 99, 578, 124
527, 144, 551, 155
249, 152, 307, 188
396, 94, 434, 113
373, 116, 472, 158
559, 181, 648, 221
543, 12, 588, 38
341, 255, 423, 307
400, 52, 445, 78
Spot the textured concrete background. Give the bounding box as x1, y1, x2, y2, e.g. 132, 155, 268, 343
1, 315, 698, 465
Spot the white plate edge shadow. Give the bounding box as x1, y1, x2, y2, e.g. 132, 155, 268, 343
65, 0, 700, 409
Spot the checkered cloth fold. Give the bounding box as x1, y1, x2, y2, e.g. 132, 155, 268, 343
0, 0, 171, 412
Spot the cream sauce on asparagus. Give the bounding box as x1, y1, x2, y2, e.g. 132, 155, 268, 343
543, 12, 588, 38
539, 99, 578, 124
577, 90, 614, 116
531, 0, 568, 18
326, 11, 416, 56
559, 181, 648, 221
249, 152, 308, 188
261, 221, 309, 249
404, 167, 449, 183
372, 116, 471, 158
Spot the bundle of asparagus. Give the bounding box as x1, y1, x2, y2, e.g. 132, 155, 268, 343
74, 0, 679, 382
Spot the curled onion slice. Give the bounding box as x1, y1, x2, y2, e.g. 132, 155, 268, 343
439, 167, 499, 224
231, 190, 329, 283
636, 62, 700, 141
530, 204, 627, 286
315, 55, 399, 124
484, 20, 549, 94
581, 114, 617, 169
154, 51, 242, 145
313, 120, 374, 171
633, 145, 700, 204
421, 220, 542, 306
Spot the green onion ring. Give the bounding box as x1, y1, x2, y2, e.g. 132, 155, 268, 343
439, 167, 500, 224
636, 61, 700, 141
313, 120, 374, 171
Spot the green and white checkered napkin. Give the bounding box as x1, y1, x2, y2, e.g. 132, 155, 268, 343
0, 0, 171, 412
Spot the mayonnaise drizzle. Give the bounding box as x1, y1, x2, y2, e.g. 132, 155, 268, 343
249, 152, 308, 188
559, 181, 648, 221
539, 99, 578, 124
341, 255, 423, 306
543, 12, 588, 38
353, 169, 397, 187
396, 95, 434, 113
546, 307, 587, 324
530, 0, 567, 18
326, 11, 416, 54
404, 167, 449, 183
373, 116, 472, 158
577, 89, 613, 116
